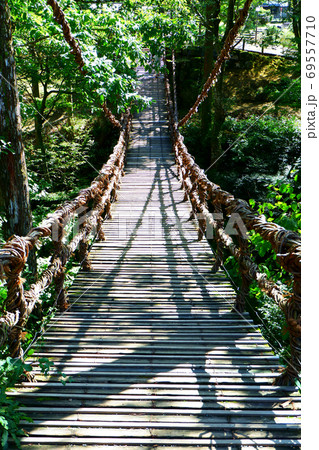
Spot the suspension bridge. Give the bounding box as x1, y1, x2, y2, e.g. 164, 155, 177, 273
0, 0, 301, 447
1, 67, 301, 449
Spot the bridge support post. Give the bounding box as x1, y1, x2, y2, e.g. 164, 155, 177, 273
234, 236, 251, 313
211, 204, 224, 273
78, 231, 92, 272
53, 264, 68, 312
5, 259, 27, 358
276, 273, 301, 385
53, 218, 69, 311
96, 215, 106, 242
93, 192, 106, 242
197, 179, 207, 241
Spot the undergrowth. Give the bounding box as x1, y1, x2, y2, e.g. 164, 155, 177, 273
223, 175, 300, 365
0, 358, 32, 449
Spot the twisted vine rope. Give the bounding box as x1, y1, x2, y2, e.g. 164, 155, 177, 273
0, 113, 131, 356
178, 0, 253, 128
47, 0, 121, 129
171, 50, 178, 123
165, 70, 301, 385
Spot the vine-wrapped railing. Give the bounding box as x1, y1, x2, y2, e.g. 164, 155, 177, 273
47, 0, 122, 129
0, 112, 131, 358
178, 0, 253, 128
164, 72, 301, 386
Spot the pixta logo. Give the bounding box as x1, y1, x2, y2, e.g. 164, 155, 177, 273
51, 206, 95, 244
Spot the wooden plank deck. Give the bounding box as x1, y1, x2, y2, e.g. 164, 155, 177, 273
10, 69, 301, 449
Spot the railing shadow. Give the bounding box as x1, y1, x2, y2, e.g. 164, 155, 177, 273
12, 73, 299, 447
14, 158, 290, 445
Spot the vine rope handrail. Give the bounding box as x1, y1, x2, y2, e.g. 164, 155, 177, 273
47, 0, 122, 129
0, 112, 131, 357
178, 0, 253, 128
164, 66, 300, 386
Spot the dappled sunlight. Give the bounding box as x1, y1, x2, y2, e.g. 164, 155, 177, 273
8, 66, 301, 448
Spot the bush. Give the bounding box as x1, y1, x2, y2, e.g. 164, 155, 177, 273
0, 358, 32, 449
224, 176, 300, 365
260, 25, 282, 49
263, 77, 301, 108
213, 114, 300, 201
181, 116, 210, 168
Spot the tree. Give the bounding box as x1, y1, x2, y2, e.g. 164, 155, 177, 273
9, 0, 153, 182
134, 0, 197, 71
291, 0, 301, 54
200, 0, 220, 144
0, 0, 32, 238
186, 0, 238, 165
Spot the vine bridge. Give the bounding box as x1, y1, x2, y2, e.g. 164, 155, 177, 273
0, 0, 301, 447
1, 67, 301, 449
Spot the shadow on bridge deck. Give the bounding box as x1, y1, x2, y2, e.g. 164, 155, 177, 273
10, 69, 300, 449
13, 159, 300, 449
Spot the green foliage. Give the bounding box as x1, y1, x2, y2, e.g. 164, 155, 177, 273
260, 24, 281, 48
179, 116, 209, 168
24, 115, 118, 230
257, 24, 298, 56
242, 4, 273, 34
0, 282, 7, 310
0, 359, 31, 389
280, 26, 298, 52
247, 282, 290, 362
0, 138, 14, 156
37, 356, 73, 385
141, 13, 197, 67
240, 2, 298, 55
251, 178, 301, 231
224, 177, 300, 363
215, 114, 300, 201
263, 77, 301, 108
11, 0, 153, 144
0, 358, 33, 449
125, 0, 198, 72
0, 390, 31, 449
248, 175, 300, 284
38, 357, 54, 375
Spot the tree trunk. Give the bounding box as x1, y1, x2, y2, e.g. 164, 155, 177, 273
34, 107, 45, 155
201, 4, 214, 138
210, 0, 235, 165
225, 0, 235, 35
31, 69, 45, 152
210, 66, 226, 165
200, 1, 220, 166
292, 0, 301, 55
0, 0, 32, 238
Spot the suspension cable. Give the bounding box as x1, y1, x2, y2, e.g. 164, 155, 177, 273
178, 0, 253, 128
47, 0, 122, 129
171, 50, 178, 122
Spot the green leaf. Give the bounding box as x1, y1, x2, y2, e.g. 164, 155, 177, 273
1, 429, 9, 449
0, 416, 9, 430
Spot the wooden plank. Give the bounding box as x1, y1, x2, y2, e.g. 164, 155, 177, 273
19, 426, 301, 440
16, 382, 296, 394
40, 337, 268, 344
28, 374, 281, 384
27, 360, 282, 371
17, 405, 301, 417
21, 419, 300, 431
11, 392, 301, 407
17, 437, 302, 446
15, 445, 300, 450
